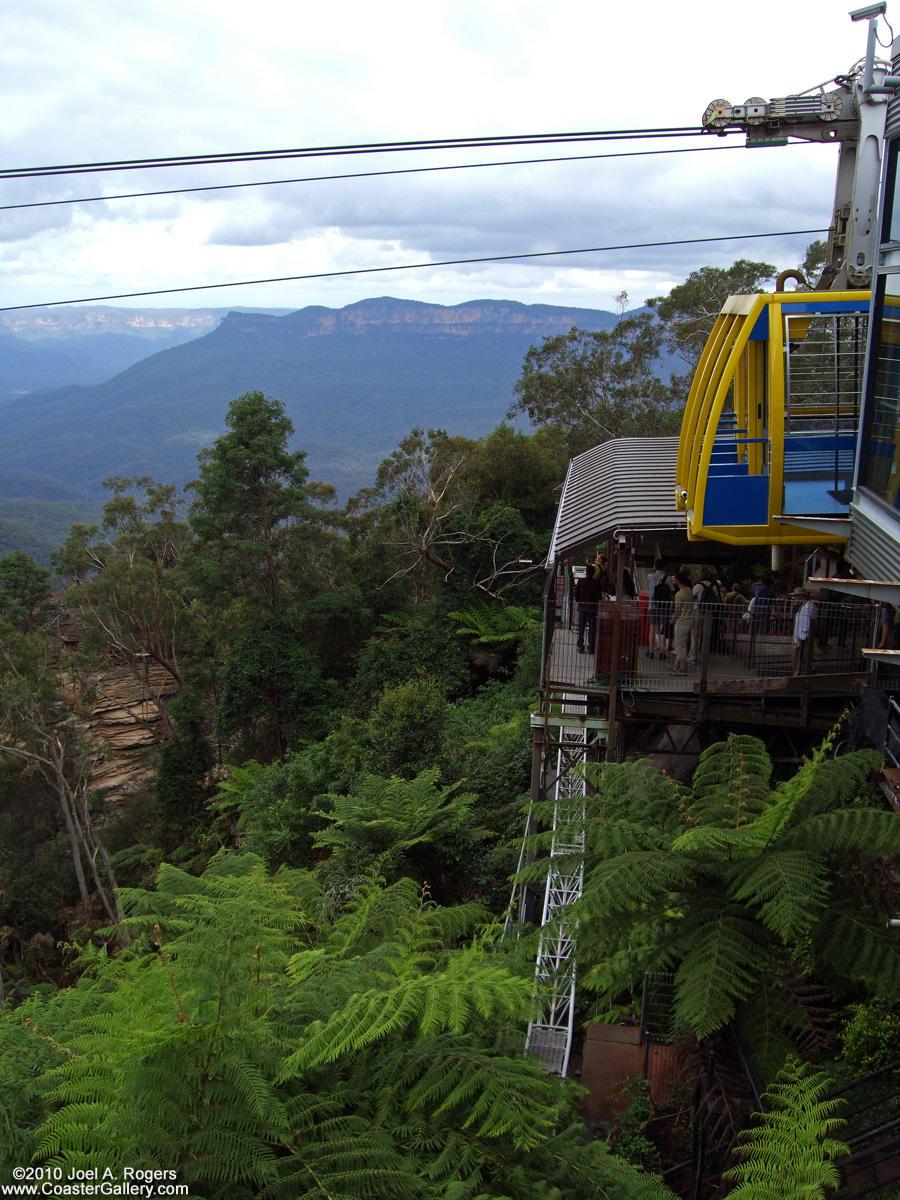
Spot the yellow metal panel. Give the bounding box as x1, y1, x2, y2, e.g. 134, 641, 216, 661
690, 295, 768, 532
683, 314, 746, 509
694, 524, 848, 545
768, 299, 784, 540
675, 312, 735, 505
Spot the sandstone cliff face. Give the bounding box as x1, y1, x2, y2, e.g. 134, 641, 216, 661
64, 662, 180, 804
220, 297, 617, 342
0, 306, 223, 342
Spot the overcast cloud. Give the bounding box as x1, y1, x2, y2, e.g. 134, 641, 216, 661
0, 0, 887, 313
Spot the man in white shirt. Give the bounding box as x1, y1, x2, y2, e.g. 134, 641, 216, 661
792, 588, 817, 676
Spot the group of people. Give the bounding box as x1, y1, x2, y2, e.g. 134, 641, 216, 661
572, 552, 637, 655
575, 556, 822, 677
647, 562, 728, 674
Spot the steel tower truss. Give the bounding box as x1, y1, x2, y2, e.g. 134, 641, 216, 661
524, 718, 596, 1076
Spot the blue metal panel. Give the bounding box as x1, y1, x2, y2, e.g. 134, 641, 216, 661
708, 462, 749, 476
749, 309, 769, 341
782, 300, 871, 314
783, 434, 856, 453
704, 475, 769, 525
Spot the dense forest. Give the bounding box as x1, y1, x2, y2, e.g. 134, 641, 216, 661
2, 254, 899, 1197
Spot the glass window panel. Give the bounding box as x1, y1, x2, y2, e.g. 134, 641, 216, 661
887, 142, 900, 243
861, 275, 900, 506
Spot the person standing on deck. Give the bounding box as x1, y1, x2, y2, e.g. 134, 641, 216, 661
792, 588, 818, 676
670, 572, 694, 674
646, 558, 669, 660
575, 559, 602, 655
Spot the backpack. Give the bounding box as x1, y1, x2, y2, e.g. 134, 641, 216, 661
652, 578, 672, 605
698, 580, 720, 608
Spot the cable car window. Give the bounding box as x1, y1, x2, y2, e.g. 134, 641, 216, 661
859, 274, 900, 507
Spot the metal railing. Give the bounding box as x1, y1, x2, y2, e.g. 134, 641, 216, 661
546, 598, 877, 695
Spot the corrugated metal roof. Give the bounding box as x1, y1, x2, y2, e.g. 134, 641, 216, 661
548, 436, 685, 560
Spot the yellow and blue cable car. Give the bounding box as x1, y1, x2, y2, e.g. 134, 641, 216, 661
675, 289, 900, 545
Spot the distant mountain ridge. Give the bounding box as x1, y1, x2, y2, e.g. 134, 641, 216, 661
0, 296, 623, 561
0, 304, 293, 396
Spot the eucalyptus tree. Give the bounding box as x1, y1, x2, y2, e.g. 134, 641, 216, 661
0, 620, 124, 929
187, 392, 333, 757
56, 477, 195, 740
508, 312, 682, 455
646, 258, 776, 370
347, 426, 548, 605
0, 551, 53, 633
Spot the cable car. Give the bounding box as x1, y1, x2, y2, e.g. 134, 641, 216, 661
676, 38, 895, 545
674, 288, 900, 544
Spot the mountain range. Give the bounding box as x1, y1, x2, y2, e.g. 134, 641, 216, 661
0, 296, 623, 562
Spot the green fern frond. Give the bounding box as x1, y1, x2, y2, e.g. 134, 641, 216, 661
674, 905, 769, 1038
791, 748, 883, 820
280, 957, 532, 1077
728, 850, 830, 942
813, 906, 900, 994
580, 851, 696, 918
211, 758, 266, 816
405, 1046, 560, 1149
449, 599, 539, 645
690, 735, 772, 826
724, 1057, 846, 1198
783, 807, 900, 855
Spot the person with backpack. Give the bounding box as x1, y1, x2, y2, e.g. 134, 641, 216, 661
574, 558, 602, 655
646, 558, 671, 660
690, 567, 723, 662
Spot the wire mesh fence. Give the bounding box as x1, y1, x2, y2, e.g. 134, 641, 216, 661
546, 598, 877, 694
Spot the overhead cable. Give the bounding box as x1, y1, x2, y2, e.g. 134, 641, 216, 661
0, 127, 724, 181
0, 143, 751, 214
0, 228, 829, 312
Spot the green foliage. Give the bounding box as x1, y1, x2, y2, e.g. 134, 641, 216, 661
608, 1080, 661, 1172
724, 1058, 847, 1198
314, 769, 483, 882
799, 239, 828, 288
366, 675, 448, 777
350, 601, 472, 706
153, 690, 214, 832
450, 598, 540, 645
526, 736, 894, 1056
0, 551, 52, 632
189, 391, 313, 617
646, 258, 776, 369
840, 1002, 900, 1073
0, 856, 676, 1199
215, 613, 327, 753
509, 315, 682, 454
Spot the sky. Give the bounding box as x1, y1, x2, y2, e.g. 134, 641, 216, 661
1, 0, 894, 315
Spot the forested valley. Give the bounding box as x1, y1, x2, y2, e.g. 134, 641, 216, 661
2, 256, 900, 1198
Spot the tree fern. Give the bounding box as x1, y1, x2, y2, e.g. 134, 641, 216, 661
449, 599, 539, 646
728, 849, 830, 942
674, 904, 771, 1037
0, 857, 675, 1199
690, 734, 772, 827
565, 734, 895, 1058
314, 769, 485, 880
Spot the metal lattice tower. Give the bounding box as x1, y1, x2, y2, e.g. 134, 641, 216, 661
523, 717, 592, 1076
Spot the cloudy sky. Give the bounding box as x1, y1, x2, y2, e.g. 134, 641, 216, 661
1, 0, 892, 315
